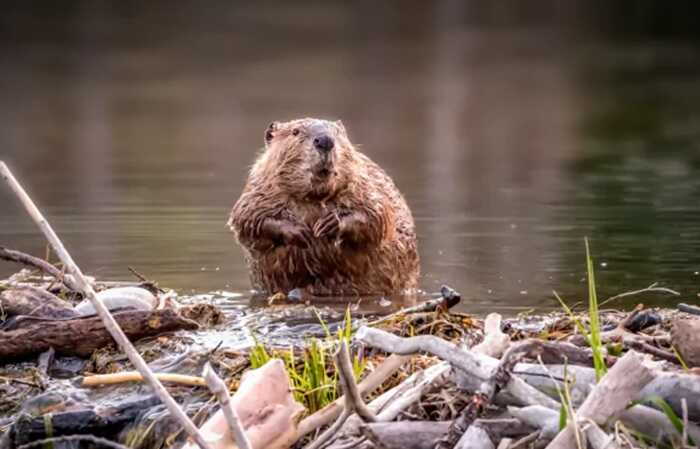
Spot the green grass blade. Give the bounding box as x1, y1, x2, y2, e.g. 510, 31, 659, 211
585, 237, 607, 381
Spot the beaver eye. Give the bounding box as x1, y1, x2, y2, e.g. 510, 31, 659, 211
292, 128, 300, 136
265, 129, 274, 143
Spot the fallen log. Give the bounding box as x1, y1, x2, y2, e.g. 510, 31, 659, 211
0, 308, 199, 359
0, 286, 77, 319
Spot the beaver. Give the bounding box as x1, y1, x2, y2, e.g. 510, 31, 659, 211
228, 118, 419, 297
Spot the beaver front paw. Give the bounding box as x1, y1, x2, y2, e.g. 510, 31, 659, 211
313, 211, 341, 239
261, 219, 313, 249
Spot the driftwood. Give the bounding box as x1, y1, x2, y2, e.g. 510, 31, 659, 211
359, 421, 451, 449
356, 327, 559, 410
1, 161, 212, 449
0, 308, 198, 359
516, 362, 700, 420
546, 350, 654, 449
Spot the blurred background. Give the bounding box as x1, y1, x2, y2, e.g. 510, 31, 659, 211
1, 1, 700, 313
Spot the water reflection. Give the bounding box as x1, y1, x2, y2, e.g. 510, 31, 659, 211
1, 1, 699, 313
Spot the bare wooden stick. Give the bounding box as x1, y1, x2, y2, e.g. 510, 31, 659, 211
296, 354, 410, 438
0, 161, 212, 449
599, 282, 680, 307
203, 363, 252, 449
304, 342, 376, 449
337, 341, 376, 422
83, 371, 207, 387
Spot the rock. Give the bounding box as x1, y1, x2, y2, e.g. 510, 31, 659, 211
671, 318, 700, 367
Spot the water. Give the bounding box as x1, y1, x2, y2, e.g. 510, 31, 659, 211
2, 1, 700, 313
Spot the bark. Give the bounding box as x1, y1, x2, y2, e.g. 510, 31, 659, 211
0, 308, 198, 359
0, 286, 77, 319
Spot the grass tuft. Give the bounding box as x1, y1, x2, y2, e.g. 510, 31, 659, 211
553, 238, 607, 382
248, 306, 366, 414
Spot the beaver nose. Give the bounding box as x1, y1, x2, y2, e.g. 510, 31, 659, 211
313, 134, 334, 153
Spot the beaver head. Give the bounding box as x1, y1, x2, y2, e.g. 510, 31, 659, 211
253, 118, 354, 199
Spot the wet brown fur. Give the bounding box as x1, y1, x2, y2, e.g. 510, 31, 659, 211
228, 118, 419, 296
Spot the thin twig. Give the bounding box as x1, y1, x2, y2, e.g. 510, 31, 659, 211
0, 161, 212, 449
304, 341, 376, 449
599, 283, 680, 307
509, 431, 540, 449
203, 363, 252, 449
336, 341, 376, 422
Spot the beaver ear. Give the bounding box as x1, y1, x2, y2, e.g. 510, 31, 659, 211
264, 121, 278, 147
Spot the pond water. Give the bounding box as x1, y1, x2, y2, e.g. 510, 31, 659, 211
2, 1, 700, 314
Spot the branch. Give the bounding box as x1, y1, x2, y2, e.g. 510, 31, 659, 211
356, 327, 559, 410
599, 282, 680, 307
0, 161, 212, 449
304, 341, 375, 449
0, 246, 80, 291
203, 363, 252, 449
296, 354, 409, 438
